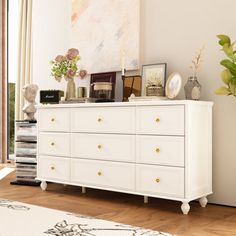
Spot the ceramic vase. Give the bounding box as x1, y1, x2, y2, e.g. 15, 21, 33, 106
184, 76, 201, 100
66, 78, 76, 100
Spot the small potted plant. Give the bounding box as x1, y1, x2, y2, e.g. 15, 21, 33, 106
50, 48, 87, 100
215, 34, 236, 97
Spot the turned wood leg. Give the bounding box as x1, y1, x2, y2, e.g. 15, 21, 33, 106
144, 196, 148, 204
40, 181, 47, 191
199, 196, 208, 208
181, 201, 190, 215
82, 187, 86, 194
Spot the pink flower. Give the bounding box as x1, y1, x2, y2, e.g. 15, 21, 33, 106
66, 48, 79, 60
79, 69, 87, 79
66, 69, 76, 78
55, 55, 66, 62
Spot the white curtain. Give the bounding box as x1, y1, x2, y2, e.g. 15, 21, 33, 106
15, 0, 33, 120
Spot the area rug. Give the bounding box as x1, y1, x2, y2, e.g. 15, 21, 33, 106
0, 199, 174, 236
0, 167, 14, 180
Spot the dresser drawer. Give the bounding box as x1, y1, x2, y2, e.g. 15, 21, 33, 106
71, 107, 135, 134
136, 164, 184, 198
38, 156, 70, 181
136, 106, 185, 135
38, 108, 70, 132
136, 136, 184, 167
71, 159, 135, 191
38, 133, 70, 157
71, 133, 135, 162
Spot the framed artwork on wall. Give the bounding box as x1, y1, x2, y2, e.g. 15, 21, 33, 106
71, 0, 140, 74
141, 63, 167, 96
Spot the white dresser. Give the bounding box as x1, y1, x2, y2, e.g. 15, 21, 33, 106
37, 101, 213, 214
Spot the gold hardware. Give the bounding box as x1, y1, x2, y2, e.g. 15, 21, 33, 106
51, 166, 55, 170
97, 117, 103, 122
97, 144, 103, 149
51, 142, 55, 146
155, 178, 160, 183
155, 148, 160, 153
51, 118, 55, 122
156, 118, 160, 123
97, 171, 102, 176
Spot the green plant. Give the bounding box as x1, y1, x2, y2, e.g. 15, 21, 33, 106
215, 35, 236, 97
50, 48, 82, 82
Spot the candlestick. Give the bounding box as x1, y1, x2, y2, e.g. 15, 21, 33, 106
121, 50, 126, 76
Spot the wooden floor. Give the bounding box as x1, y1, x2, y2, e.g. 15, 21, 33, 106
0, 171, 236, 236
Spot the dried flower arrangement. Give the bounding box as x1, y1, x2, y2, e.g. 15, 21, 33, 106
50, 48, 87, 82
215, 35, 236, 97
190, 46, 205, 77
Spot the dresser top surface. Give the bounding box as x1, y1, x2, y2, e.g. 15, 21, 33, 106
37, 100, 213, 109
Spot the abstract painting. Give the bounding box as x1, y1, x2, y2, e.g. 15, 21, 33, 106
71, 0, 140, 74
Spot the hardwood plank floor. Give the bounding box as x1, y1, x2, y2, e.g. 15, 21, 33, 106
0, 171, 236, 236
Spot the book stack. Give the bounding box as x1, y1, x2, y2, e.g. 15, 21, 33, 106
11, 120, 40, 186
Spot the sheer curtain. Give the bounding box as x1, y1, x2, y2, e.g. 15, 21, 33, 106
0, 0, 7, 163
15, 0, 33, 120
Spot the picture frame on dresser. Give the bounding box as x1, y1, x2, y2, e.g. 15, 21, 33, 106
142, 63, 167, 96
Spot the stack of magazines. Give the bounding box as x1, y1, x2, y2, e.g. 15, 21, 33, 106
11, 120, 40, 186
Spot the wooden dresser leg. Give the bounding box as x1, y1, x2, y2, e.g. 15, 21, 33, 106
144, 196, 148, 204
40, 181, 47, 191
82, 187, 86, 194
199, 196, 208, 207
181, 201, 190, 215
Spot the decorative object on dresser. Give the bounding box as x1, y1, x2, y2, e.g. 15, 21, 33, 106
122, 75, 142, 101
184, 46, 204, 100
37, 101, 213, 215
215, 34, 236, 97
11, 120, 40, 186
142, 63, 167, 97
90, 72, 116, 102
22, 84, 38, 120
40, 90, 64, 104
165, 72, 182, 99
50, 48, 88, 101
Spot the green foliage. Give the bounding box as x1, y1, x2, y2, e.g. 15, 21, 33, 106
9, 83, 15, 154
215, 35, 236, 97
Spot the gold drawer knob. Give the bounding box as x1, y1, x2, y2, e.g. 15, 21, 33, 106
97, 144, 103, 149
155, 148, 160, 153
97, 171, 102, 176
97, 117, 103, 122
51, 142, 55, 146
51, 166, 55, 170
51, 118, 55, 122
155, 118, 160, 123
155, 178, 161, 183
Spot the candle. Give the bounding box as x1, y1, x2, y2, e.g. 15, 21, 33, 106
121, 50, 126, 76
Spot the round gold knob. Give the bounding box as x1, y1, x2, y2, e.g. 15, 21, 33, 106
51, 166, 55, 170
51, 118, 55, 122
155, 178, 160, 183
97, 144, 103, 149
97, 171, 102, 176
97, 117, 103, 122
51, 142, 55, 146
156, 118, 160, 123
155, 148, 160, 153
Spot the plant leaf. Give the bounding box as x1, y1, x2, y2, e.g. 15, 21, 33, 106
229, 83, 236, 95
217, 34, 231, 46
215, 86, 231, 95
221, 69, 232, 85
220, 59, 236, 75
223, 44, 236, 61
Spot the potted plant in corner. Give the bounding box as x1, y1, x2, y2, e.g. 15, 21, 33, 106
215, 34, 236, 97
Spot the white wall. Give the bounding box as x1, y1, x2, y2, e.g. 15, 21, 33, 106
32, 0, 236, 206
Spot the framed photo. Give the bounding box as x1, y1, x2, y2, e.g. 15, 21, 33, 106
141, 63, 167, 96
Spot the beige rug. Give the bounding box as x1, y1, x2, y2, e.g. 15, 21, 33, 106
0, 199, 174, 236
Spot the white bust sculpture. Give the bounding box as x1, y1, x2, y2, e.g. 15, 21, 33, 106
22, 84, 39, 120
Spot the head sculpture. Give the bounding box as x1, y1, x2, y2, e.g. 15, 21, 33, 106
22, 84, 39, 120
